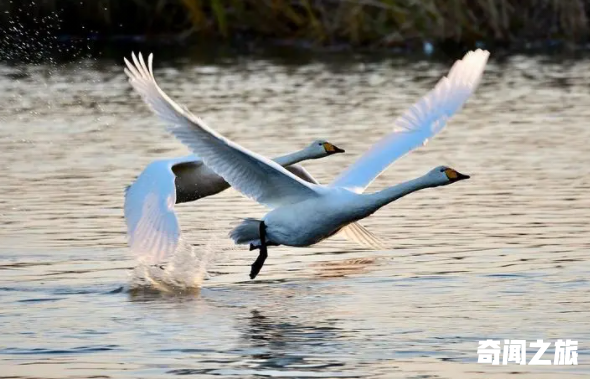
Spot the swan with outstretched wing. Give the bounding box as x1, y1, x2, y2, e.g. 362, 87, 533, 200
124, 137, 381, 265
124, 50, 489, 278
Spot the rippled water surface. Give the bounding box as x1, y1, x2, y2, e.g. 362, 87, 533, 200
1, 51, 589, 378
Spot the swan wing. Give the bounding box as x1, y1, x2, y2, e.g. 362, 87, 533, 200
284, 164, 319, 184
330, 49, 489, 193
338, 222, 386, 250
124, 157, 195, 264
124, 53, 321, 208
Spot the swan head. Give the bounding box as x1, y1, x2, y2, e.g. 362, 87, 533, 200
427, 166, 470, 186
306, 140, 345, 159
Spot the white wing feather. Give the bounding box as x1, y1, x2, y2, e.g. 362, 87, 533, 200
124, 157, 194, 264
338, 222, 386, 250
124, 53, 321, 209
331, 49, 489, 193
284, 164, 319, 184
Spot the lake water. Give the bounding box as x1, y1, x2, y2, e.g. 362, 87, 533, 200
1, 49, 589, 378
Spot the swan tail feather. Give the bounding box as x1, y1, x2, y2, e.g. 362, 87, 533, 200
229, 218, 262, 246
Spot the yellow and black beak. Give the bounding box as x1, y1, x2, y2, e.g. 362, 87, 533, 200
323, 142, 345, 155
444, 168, 470, 182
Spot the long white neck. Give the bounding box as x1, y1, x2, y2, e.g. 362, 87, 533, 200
364, 175, 438, 211
272, 148, 313, 166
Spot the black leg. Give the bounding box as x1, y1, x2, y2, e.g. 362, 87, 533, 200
249, 221, 268, 280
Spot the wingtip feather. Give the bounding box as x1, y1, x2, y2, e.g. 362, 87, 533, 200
330, 49, 489, 192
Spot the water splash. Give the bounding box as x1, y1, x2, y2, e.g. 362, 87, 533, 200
128, 224, 237, 293
0, 6, 91, 63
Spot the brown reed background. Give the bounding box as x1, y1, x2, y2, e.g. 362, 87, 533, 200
0, 0, 589, 48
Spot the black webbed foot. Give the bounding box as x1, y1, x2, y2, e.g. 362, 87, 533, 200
249, 246, 267, 280
249, 221, 268, 280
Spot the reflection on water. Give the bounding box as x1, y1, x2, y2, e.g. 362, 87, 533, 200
1, 50, 589, 378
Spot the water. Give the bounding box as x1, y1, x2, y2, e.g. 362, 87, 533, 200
1, 51, 589, 378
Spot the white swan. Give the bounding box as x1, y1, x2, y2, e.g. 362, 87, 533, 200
124, 49, 489, 278
124, 138, 383, 264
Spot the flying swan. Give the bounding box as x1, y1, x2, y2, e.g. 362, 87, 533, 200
125, 140, 387, 264
124, 50, 489, 278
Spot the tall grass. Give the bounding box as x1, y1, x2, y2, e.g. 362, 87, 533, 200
1, 0, 588, 47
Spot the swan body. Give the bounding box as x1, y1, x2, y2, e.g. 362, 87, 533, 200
124, 49, 489, 276
263, 188, 363, 247
234, 167, 465, 248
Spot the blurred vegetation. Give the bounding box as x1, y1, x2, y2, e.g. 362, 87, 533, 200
0, 0, 589, 48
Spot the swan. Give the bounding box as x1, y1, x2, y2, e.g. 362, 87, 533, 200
124, 139, 385, 264
124, 49, 489, 278
124, 141, 364, 264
